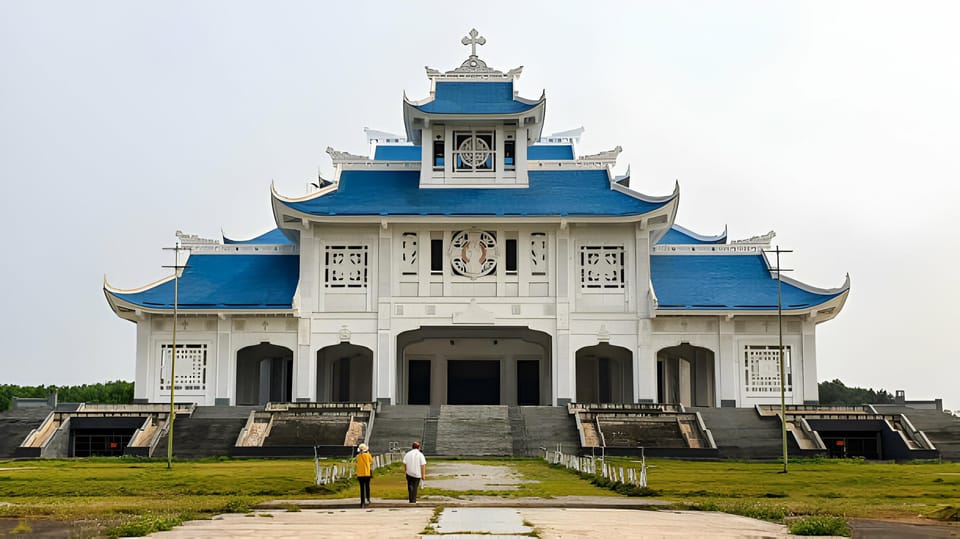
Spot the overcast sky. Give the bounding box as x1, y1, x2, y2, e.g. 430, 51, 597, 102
1, 2, 957, 411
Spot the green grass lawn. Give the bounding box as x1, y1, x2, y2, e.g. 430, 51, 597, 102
0, 457, 957, 534
605, 457, 960, 520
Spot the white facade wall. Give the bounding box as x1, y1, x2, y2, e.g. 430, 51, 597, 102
133, 221, 816, 407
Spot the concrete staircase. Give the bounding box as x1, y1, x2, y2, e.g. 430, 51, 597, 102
0, 407, 51, 458
599, 416, 687, 448
155, 406, 256, 459
367, 405, 431, 455
694, 407, 786, 459
434, 405, 512, 456
894, 409, 960, 461
262, 416, 349, 447
519, 406, 581, 456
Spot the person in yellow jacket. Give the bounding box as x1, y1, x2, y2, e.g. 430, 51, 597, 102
355, 443, 373, 508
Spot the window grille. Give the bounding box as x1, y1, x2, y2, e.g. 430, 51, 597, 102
400, 233, 418, 275
579, 245, 625, 288
744, 345, 792, 393
454, 131, 495, 172
160, 343, 207, 391
530, 233, 547, 276
325, 245, 369, 288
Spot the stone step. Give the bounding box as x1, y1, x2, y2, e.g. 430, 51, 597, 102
434, 405, 512, 456
156, 416, 248, 459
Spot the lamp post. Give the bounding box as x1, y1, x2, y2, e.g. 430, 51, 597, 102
764, 245, 792, 474
162, 241, 189, 470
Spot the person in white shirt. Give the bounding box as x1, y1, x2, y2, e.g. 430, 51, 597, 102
402, 441, 427, 503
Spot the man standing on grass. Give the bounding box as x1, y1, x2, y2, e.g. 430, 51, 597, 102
402, 441, 426, 503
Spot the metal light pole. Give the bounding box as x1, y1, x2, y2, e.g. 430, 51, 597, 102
765, 245, 792, 474
162, 241, 189, 470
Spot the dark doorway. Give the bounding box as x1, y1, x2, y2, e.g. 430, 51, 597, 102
72, 428, 135, 457
408, 360, 431, 405
517, 360, 540, 405
236, 343, 293, 405
70, 417, 145, 457
317, 343, 373, 403
657, 360, 664, 403
448, 360, 499, 405
820, 432, 882, 460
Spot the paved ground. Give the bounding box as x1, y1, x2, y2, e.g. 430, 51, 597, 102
149, 506, 827, 539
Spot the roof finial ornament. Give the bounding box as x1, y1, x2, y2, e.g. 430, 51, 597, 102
424, 29, 522, 80
461, 28, 486, 58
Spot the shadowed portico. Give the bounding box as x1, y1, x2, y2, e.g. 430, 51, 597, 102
396, 327, 552, 405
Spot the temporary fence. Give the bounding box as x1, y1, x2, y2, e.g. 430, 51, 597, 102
314, 447, 401, 485
543, 446, 648, 488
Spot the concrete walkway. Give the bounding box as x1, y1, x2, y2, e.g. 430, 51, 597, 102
148, 506, 827, 538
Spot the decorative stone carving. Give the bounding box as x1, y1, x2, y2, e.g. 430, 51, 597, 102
326, 146, 371, 165
579, 146, 623, 164
425, 28, 522, 80
338, 325, 352, 342
731, 231, 776, 245
175, 230, 218, 245
597, 324, 610, 343
449, 230, 497, 279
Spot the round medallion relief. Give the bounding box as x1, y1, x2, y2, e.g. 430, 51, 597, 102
449, 230, 497, 278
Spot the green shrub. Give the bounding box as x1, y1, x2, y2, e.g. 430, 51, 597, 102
787, 516, 851, 536
222, 499, 252, 514
107, 513, 182, 537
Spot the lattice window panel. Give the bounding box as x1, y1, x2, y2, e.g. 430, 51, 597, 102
744, 345, 792, 394
325, 245, 369, 288
160, 343, 207, 391
453, 130, 495, 172
400, 233, 418, 275
530, 232, 547, 276
579, 245, 625, 289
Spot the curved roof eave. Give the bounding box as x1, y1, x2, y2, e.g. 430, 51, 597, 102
104, 273, 176, 296
610, 177, 679, 205
105, 291, 295, 317
655, 288, 850, 321
669, 223, 728, 244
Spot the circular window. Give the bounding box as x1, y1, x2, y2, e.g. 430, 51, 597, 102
457, 136, 491, 168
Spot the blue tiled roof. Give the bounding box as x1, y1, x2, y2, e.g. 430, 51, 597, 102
223, 228, 293, 245
657, 225, 726, 245
281, 169, 669, 217
528, 145, 574, 160
109, 254, 299, 310
374, 145, 421, 161
650, 254, 842, 311
414, 82, 538, 114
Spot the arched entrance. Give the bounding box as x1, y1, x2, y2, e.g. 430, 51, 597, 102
575, 343, 634, 403
657, 344, 716, 407
396, 327, 552, 406
235, 343, 293, 405
316, 343, 373, 402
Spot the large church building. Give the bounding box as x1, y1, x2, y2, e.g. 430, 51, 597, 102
105, 30, 850, 412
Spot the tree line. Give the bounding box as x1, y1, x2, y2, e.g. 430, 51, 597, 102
817, 379, 895, 406
0, 381, 133, 412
